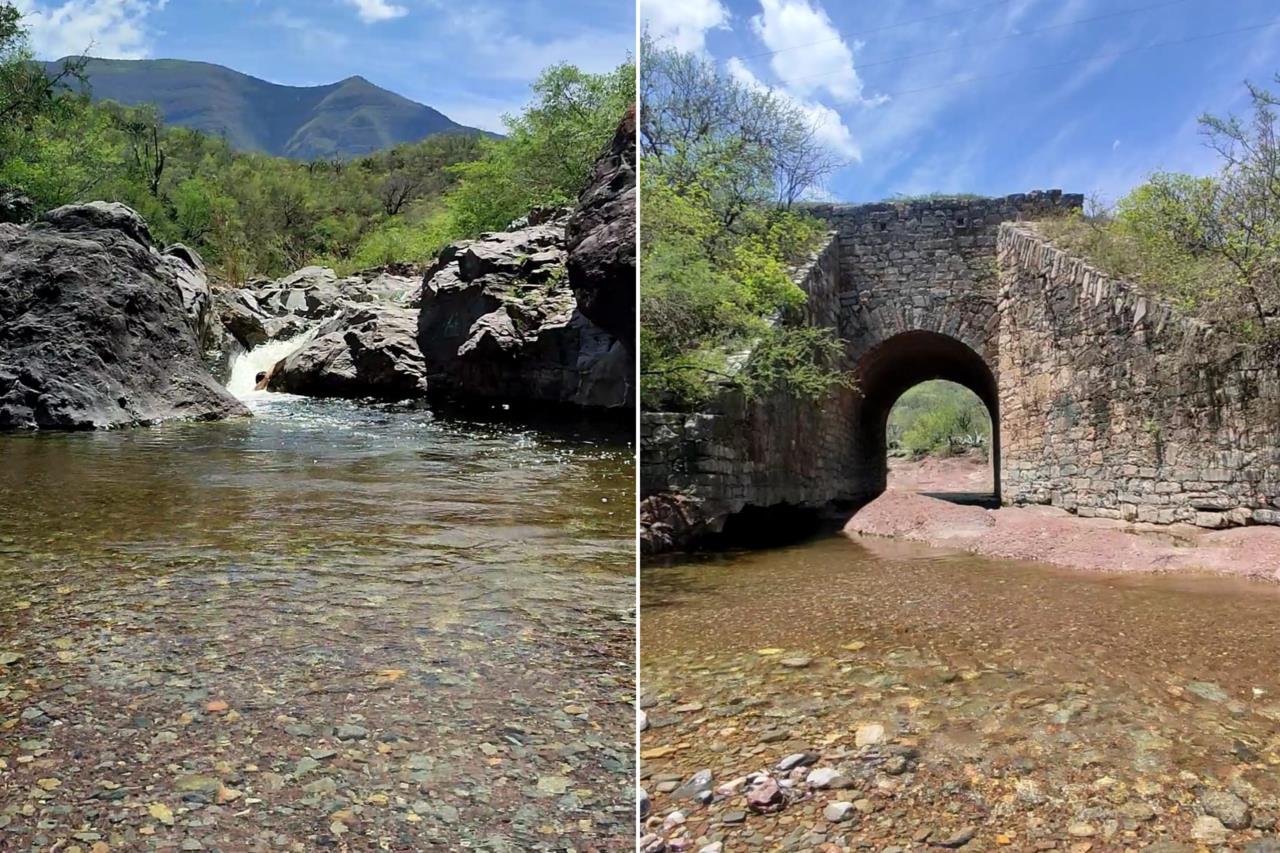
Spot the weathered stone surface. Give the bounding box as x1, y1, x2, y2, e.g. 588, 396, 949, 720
215, 289, 271, 349
639, 492, 710, 555
999, 223, 1280, 529
267, 305, 427, 401
566, 104, 635, 347
0, 202, 248, 429
216, 265, 418, 351
416, 219, 631, 410
641, 190, 1280, 554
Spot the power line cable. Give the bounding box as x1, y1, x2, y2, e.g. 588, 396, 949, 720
830, 17, 1278, 105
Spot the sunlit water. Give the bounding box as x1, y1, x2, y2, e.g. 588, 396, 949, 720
0, 395, 635, 851
641, 535, 1280, 850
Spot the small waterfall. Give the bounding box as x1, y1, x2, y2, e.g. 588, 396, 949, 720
225, 328, 318, 400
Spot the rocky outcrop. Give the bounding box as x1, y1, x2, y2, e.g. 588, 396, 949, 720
415, 218, 632, 410
214, 266, 419, 350
566, 104, 636, 347
0, 202, 248, 429
640, 493, 709, 555
266, 305, 427, 400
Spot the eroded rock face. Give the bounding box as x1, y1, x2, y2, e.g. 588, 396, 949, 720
416, 219, 632, 410
566, 104, 636, 347
266, 305, 428, 401
0, 202, 248, 429
214, 266, 419, 350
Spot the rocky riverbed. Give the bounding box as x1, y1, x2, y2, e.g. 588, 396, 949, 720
0, 402, 636, 850
640, 535, 1280, 852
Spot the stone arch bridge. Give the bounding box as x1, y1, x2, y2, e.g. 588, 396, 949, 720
640, 192, 1280, 551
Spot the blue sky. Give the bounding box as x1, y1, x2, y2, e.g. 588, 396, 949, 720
644, 0, 1280, 204
12, 0, 636, 132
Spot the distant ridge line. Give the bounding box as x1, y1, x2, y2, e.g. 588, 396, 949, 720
48, 56, 493, 160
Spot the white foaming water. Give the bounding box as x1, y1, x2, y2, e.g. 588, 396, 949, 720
225, 328, 319, 401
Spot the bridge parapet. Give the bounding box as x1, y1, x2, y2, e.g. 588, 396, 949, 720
998, 223, 1280, 527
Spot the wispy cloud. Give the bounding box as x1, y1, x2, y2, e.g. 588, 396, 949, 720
12, 0, 164, 59
268, 9, 351, 54
643, 0, 731, 53
346, 0, 407, 24
749, 0, 874, 103
726, 55, 861, 160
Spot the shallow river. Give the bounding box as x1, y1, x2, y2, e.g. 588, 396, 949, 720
0, 393, 635, 851
641, 534, 1280, 852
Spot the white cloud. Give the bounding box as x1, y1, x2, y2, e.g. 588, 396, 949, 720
11, 0, 162, 59
347, 0, 407, 24
726, 56, 860, 161
643, 0, 730, 53
269, 10, 351, 54
749, 0, 872, 103
418, 3, 630, 80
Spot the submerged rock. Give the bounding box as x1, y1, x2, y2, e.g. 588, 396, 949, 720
0, 202, 248, 429
267, 306, 427, 401
640, 492, 710, 554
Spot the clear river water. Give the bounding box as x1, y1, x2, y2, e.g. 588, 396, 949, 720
0, 383, 635, 851
641, 534, 1280, 852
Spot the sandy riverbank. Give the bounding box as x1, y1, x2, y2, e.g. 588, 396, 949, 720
846, 489, 1280, 581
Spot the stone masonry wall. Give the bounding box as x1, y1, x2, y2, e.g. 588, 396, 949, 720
640, 235, 861, 540
642, 191, 1280, 553
998, 224, 1280, 527
806, 192, 1083, 363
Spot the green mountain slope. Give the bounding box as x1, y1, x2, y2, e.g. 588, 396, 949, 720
47, 57, 483, 159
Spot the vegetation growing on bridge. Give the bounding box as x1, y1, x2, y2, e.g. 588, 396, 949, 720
0, 3, 632, 280
1041, 74, 1280, 346
639, 35, 852, 410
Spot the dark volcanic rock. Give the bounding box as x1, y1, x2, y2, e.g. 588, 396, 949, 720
216, 289, 271, 349
0, 202, 249, 429
416, 219, 631, 410
566, 104, 635, 347
267, 305, 427, 401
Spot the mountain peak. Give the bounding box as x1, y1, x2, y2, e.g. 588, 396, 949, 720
52, 57, 483, 160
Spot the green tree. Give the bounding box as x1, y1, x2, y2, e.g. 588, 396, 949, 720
639, 36, 850, 410
439, 60, 634, 237
1042, 74, 1280, 342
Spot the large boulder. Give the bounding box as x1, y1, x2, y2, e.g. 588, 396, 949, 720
415, 219, 632, 410
0, 202, 248, 429
266, 305, 427, 401
252, 265, 342, 320
565, 104, 636, 348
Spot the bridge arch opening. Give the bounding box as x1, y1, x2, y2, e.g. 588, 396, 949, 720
853, 330, 1000, 504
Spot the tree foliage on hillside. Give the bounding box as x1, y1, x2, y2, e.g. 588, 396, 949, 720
888, 381, 991, 459
0, 2, 633, 283
640, 35, 850, 410
1041, 74, 1280, 346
